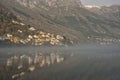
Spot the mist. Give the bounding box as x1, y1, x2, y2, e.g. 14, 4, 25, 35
1, 44, 120, 80
0, 43, 120, 55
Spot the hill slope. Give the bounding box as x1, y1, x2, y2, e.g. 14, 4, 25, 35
0, 0, 120, 44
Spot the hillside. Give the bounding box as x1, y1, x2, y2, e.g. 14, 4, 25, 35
0, 4, 68, 46
0, 0, 120, 45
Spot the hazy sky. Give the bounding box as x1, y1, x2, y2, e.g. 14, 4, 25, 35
81, 0, 120, 6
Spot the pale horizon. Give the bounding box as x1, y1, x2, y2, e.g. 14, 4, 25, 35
81, 0, 120, 6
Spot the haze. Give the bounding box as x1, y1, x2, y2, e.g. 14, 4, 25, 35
82, 0, 120, 6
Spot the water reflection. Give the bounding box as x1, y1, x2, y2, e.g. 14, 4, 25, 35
1, 44, 120, 80
0, 52, 65, 80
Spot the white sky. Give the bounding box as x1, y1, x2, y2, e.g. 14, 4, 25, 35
81, 0, 120, 6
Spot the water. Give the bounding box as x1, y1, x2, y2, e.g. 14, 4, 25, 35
0, 44, 120, 80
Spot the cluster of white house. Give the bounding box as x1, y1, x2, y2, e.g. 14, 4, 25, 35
95, 37, 120, 43
12, 20, 25, 26
3, 26, 64, 45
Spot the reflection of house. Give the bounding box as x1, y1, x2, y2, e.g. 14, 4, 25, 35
34, 54, 40, 64
20, 55, 29, 65
6, 52, 65, 77
20, 72, 25, 76
56, 54, 64, 63
6, 58, 12, 66
28, 57, 33, 65
46, 56, 51, 66
50, 53, 56, 64
0, 36, 5, 40
28, 66, 35, 72
12, 74, 19, 79
12, 72, 25, 79
40, 59, 45, 67
18, 64, 23, 69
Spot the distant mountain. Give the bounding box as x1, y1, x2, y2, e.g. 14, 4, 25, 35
84, 5, 100, 9
0, 0, 120, 45
86, 5, 120, 22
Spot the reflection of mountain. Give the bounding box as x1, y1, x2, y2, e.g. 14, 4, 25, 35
0, 0, 120, 44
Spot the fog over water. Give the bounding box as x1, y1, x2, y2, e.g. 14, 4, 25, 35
1, 44, 120, 80
0, 44, 120, 54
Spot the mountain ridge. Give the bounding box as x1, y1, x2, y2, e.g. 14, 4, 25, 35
0, 0, 120, 45
85, 5, 120, 22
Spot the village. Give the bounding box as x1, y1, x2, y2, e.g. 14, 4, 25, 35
2, 20, 64, 46
1, 20, 120, 45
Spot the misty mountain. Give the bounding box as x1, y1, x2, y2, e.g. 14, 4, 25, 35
0, 0, 120, 44
86, 5, 120, 22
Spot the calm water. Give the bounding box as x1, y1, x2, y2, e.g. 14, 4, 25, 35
0, 44, 120, 80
